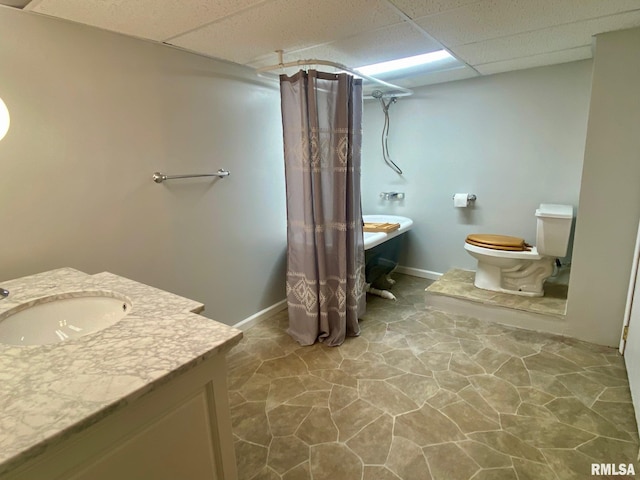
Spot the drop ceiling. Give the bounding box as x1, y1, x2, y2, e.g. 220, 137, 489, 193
7, 0, 640, 89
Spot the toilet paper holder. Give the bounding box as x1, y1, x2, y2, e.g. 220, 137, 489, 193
452, 194, 477, 201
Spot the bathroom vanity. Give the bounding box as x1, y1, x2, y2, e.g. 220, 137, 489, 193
0, 268, 242, 480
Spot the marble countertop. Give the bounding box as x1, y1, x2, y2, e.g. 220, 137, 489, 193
0, 268, 243, 476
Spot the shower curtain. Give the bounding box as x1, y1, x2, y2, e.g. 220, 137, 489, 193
280, 70, 366, 346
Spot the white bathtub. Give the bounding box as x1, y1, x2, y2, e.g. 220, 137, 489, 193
363, 214, 414, 250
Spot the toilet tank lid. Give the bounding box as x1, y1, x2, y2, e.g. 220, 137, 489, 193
535, 204, 573, 219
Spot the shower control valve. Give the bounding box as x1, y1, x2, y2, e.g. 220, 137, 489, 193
380, 192, 405, 200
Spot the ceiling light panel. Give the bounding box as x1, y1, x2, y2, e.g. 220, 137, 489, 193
356, 50, 453, 75
30, 0, 268, 41
168, 0, 403, 65
415, 0, 640, 47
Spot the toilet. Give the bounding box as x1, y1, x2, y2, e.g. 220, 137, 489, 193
464, 204, 574, 297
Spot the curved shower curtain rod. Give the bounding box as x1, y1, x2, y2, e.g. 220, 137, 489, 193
256, 57, 413, 98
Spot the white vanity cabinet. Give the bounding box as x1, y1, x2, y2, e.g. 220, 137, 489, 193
0, 269, 243, 480
4, 353, 237, 480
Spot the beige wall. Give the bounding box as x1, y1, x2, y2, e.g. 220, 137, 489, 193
566, 27, 640, 346
0, 7, 287, 326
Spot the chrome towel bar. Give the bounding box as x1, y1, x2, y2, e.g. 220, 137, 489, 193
152, 169, 230, 183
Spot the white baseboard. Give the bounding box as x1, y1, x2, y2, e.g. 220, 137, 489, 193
233, 299, 287, 331
395, 265, 443, 281
232, 266, 443, 331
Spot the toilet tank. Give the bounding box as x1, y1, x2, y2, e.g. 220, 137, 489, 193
535, 204, 574, 257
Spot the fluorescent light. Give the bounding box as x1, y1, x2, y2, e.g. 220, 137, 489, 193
355, 50, 453, 76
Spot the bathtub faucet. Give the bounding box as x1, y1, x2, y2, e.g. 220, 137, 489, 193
380, 192, 405, 200
0, 288, 8, 300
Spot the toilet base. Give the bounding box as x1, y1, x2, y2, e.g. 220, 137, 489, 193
473, 257, 554, 297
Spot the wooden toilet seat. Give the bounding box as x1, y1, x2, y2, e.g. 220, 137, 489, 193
465, 234, 532, 251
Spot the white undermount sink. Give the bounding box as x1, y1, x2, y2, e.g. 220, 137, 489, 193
0, 293, 131, 346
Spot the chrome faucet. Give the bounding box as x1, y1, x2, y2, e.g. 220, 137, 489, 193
0, 288, 8, 300
380, 191, 405, 200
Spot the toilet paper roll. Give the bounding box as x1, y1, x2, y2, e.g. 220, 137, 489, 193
454, 193, 469, 208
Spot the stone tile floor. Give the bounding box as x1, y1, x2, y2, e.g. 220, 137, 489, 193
227, 275, 639, 479
426, 269, 568, 317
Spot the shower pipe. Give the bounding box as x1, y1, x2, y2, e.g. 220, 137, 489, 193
256, 58, 413, 98
152, 169, 230, 183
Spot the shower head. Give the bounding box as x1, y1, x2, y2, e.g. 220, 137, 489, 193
371, 90, 384, 99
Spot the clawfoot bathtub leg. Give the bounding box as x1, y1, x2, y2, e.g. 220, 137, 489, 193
366, 284, 397, 300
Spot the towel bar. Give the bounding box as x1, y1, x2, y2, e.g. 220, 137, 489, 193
152, 169, 230, 183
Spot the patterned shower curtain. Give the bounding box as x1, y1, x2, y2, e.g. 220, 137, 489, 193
280, 70, 366, 346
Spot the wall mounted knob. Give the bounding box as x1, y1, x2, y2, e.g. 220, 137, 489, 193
380, 192, 405, 200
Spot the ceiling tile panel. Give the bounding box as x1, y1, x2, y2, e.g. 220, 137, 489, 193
394, 64, 479, 87
1, 0, 31, 7
30, 0, 269, 41
451, 10, 640, 65
475, 46, 592, 75
248, 22, 442, 69
386, 0, 488, 19
415, 0, 640, 47
168, 0, 403, 65
21, 0, 640, 88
